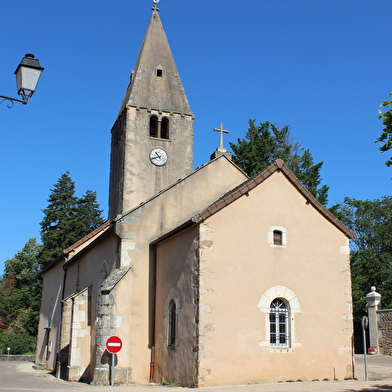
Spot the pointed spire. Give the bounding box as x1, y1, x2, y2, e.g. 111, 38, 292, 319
119, 6, 192, 116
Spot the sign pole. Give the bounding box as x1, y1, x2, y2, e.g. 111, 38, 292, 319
106, 336, 123, 387
111, 353, 115, 386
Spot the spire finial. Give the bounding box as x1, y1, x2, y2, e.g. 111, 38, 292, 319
152, 0, 160, 11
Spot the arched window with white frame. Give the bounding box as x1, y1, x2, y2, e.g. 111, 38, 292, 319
258, 286, 301, 351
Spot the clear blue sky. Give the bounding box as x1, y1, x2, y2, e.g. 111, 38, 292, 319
1, 0, 391, 273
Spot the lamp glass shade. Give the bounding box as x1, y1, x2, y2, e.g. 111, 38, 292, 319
15, 54, 44, 98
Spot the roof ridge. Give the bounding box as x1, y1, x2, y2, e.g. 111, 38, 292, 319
116, 155, 242, 220
63, 220, 111, 255
193, 159, 355, 239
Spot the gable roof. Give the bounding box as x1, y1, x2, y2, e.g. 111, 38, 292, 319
63, 219, 111, 255
117, 154, 247, 219
192, 159, 355, 239
43, 156, 246, 273
42, 220, 112, 273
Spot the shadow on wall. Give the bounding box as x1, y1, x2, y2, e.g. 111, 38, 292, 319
101, 350, 118, 367
59, 344, 69, 380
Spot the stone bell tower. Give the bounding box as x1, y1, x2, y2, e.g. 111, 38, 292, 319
108, 4, 194, 220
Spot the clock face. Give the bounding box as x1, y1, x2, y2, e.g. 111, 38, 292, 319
149, 147, 168, 166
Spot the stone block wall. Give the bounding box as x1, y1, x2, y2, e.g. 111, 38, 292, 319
92, 267, 131, 385
0, 355, 35, 362
378, 309, 392, 355
68, 288, 90, 381
59, 298, 72, 379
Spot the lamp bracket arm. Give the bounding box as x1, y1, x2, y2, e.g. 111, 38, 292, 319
0, 94, 28, 108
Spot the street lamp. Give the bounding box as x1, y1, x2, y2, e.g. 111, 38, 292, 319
0, 53, 44, 108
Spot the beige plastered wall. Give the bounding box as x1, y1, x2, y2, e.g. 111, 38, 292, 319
35, 261, 64, 370
153, 225, 199, 387
64, 234, 118, 381
36, 233, 118, 380
112, 157, 247, 383
197, 171, 353, 385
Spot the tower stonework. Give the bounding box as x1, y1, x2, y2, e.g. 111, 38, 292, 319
109, 9, 194, 220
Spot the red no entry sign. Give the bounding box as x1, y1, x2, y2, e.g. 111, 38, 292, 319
106, 336, 122, 354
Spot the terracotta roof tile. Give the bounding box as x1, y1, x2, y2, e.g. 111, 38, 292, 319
193, 159, 355, 239
63, 220, 111, 255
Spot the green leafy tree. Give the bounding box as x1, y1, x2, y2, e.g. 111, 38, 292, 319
0, 274, 18, 332
338, 196, 392, 318
40, 171, 105, 268
0, 238, 42, 354
3, 238, 42, 337
0, 333, 36, 354
0, 318, 5, 332
377, 93, 392, 167
230, 120, 329, 205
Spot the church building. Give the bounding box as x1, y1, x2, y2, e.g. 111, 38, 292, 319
35, 3, 355, 387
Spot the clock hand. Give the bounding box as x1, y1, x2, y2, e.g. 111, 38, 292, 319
151, 152, 162, 160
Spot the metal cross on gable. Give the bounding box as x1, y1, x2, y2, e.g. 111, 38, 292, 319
213, 123, 230, 150
152, 0, 160, 11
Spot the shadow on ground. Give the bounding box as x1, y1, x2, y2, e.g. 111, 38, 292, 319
346, 386, 392, 392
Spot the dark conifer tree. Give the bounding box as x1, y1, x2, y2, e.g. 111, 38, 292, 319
0, 173, 105, 354
230, 120, 329, 205
40, 171, 78, 267
73, 190, 105, 240
40, 171, 105, 268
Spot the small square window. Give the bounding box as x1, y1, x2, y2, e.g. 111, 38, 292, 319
157, 69, 163, 77
268, 226, 286, 246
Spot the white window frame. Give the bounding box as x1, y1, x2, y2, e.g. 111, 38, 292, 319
268, 226, 287, 247
257, 286, 301, 351
269, 298, 290, 347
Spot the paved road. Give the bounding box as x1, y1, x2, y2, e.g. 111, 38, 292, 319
0, 361, 91, 391
0, 356, 391, 392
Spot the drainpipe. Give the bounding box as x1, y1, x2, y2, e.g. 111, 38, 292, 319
150, 345, 155, 382
149, 245, 157, 382
56, 259, 68, 378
